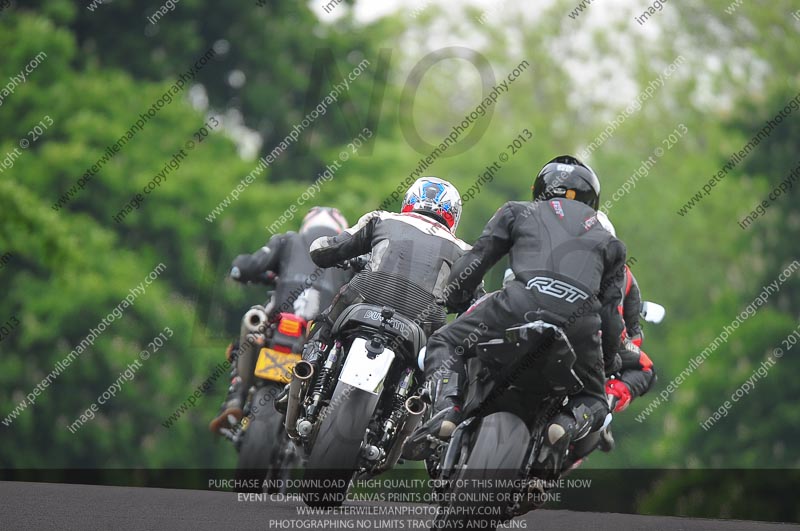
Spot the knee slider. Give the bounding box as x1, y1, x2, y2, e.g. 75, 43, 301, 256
546, 412, 574, 446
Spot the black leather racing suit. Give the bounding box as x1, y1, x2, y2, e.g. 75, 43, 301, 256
233, 227, 351, 322
424, 199, 627, 468
232, 227, 351, 400
306, 211, 471, 355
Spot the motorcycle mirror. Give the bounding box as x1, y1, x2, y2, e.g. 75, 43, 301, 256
641, 301, 666, 324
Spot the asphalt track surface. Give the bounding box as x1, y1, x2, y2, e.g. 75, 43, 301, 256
1, 481, 798, 531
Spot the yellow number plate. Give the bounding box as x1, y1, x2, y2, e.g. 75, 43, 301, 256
254, 347, 300, 383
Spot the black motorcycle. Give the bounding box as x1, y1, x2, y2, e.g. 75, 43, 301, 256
284, 296, 428, 507
425, 317, 586, 531
426, 300, 667, 530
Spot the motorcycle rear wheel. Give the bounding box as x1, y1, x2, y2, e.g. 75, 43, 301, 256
432, 411, 530, 531
301, 381, 380, 508
235, 383, 285, 492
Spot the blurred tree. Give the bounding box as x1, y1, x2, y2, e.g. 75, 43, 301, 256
21, 0, 394, 182
1, 2, 797, 521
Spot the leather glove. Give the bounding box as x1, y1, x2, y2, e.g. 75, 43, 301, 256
231, 254, 256, 282
446, 286, 483, 315
623, 337, 641, 354
606, 379, 632, 412
618, 338, 644, 370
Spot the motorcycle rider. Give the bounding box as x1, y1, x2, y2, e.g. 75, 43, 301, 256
302, 177, 472, 369
209, 207, 351, 434
403, 156, 627, 480
597, 211, 656, 416
605, 266, 656, 409
571, 211, 657, 457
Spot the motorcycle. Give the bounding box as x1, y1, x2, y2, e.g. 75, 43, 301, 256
425, 301, 666, 531
220, 274, 306, 491
284, 262, 429, 507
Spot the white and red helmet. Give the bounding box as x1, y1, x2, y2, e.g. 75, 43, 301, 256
300, 206, 348, 234
401, 177, 462, 232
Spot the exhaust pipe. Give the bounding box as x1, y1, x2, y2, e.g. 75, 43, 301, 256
242, 306, 268, 335
285, 360, 314, 440
237, 306, 268, 396
382, 395, 427, 470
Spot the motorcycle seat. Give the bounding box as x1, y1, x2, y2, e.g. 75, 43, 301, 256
332, 303, 427, 360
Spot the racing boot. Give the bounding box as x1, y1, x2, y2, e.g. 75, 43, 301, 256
402, 373, 463, 461
534, 403, 594, 481
209, 343, 245, 433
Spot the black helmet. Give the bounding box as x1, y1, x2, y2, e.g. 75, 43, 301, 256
532, 155, 601, 210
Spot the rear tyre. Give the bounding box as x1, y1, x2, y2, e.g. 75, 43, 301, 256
235, 383, 284, 492
433, 412, 530, 531
302, 381, 379, 508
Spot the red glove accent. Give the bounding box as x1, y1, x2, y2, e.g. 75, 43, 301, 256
606, 379, 632, 412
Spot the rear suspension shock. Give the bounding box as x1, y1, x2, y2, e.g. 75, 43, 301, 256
307, 341, 341, 418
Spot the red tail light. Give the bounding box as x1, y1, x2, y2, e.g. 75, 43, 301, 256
277, 313, 307, 337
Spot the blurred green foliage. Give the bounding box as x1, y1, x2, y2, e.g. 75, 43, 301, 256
0, 0, 797, 521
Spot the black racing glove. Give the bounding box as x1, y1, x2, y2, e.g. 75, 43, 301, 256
446, 283, 487, 315
230, 254, 264, 283
618, 338, 643, 370
340, 253, 370, 272
446, 295, 472, 315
